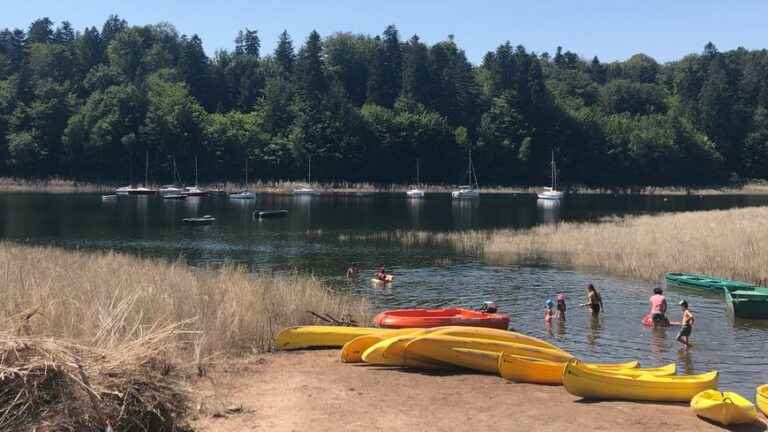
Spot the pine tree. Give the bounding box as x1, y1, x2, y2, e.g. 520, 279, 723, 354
274, 30, 295, 74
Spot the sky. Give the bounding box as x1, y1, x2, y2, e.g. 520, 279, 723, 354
4, 0, 768, 64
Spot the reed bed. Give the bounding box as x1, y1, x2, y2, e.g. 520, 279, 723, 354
338, 229, 490, 253
0, 242, 370, 356
481, 207, 768, 284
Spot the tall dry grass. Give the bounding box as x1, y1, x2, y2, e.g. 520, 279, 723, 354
0, 242, 370, 358
481, 207, 768, 284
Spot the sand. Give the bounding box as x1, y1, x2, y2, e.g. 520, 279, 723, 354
190, 350, 766, 432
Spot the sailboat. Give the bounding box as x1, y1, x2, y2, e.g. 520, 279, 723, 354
406, 159, 425, 198
293, 155, 319, 196
128, 151, 156, 195
537, 149, 564, 201
183, 155, 208, 196
159, 155, 183, 195
230, 159, 256, 199
115, 152, 135, 194
451, 147, 480, 199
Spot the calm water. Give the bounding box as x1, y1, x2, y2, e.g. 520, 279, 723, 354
1, 192, 767, 398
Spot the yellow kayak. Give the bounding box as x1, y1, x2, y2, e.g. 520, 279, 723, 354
691, 390, 758, 426
276, 326, 394, 350
563, 360, 718, 402
757, 384, 768, 417
499, 354, 675, 385
402, 335, 573, 370
361, 335, 446, 369
381, 327, 569, 362
340, 329, 423, 363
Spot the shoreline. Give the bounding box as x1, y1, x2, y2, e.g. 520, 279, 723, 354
3, 177, 768, 195
190, 350, 757, 431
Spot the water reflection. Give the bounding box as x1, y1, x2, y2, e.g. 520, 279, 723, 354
536, 199, 562, 224
586, 314, 602, 345
677, 346, 695, 375
451, 199, 478, 228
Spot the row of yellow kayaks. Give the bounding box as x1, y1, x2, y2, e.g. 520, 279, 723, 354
277, 325, 767, 425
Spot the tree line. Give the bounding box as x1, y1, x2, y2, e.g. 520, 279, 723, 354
1, 16, 767, 186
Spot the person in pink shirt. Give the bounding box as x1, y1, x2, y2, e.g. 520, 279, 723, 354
649, 287, 669, 326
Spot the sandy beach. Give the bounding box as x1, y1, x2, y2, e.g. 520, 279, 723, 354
190, 350, 767, 432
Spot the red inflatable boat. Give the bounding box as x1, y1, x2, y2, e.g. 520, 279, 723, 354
373, 308, 510, 329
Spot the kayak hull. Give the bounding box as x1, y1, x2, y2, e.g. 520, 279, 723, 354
276, 326, 395, 350
757, 384, 768, 418
725, 287, 768, 319
374, 308, 510, 330
499, 354, 675, 385
691, 390, 758, 426
563, 360, 718, 402
665, 272, 755, 292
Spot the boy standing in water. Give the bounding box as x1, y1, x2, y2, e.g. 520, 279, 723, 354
674, 300, 695, 347
544, 299, 555, 323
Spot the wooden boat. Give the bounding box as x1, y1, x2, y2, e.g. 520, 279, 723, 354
691, 390, 758, 426
725, 287, 768, 319
181, 215, 215, 225
665, 272, 755, 292
757, 384, 768, 417
255, 209, 288, 219
499, 354, 674, 385
374, 308, 509, 329
563, 359, 717, 402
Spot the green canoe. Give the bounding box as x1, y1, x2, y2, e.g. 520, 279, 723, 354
725, 287, 768, 319
665, 272, 755, 292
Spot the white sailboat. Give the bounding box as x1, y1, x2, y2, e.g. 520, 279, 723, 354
183, 155, 208, 196
452, 148, 480, 199
537, 149, 564, 201
293, 155, 319, 196
128, 151, 156, 195
406, 159, 425, 198
159, 155, 183, 195
230, 159, 255, 199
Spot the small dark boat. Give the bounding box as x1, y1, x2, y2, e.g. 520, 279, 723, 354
182, 215, 215, 225
255, 209, 288, 219
726, 287, 768, 319
162, 194, 186, 200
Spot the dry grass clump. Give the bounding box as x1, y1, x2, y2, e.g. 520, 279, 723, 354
0, 177, 112, 193
0, 314, 190, 432
482, 207, 768, 284
1, 242, 370, 358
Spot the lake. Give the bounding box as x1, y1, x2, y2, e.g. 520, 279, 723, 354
1, 191, 767, 399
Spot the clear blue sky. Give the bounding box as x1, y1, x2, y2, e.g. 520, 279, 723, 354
5, 0, 767, 64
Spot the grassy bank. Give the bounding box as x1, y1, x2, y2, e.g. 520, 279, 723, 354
5, 176, 768, 195
1, 242, 370, 356
0, 243, 369, 430
480, 207, 768, 284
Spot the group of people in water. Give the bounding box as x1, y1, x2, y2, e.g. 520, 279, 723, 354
347, 264, 695, 347
545, 284, 695, 347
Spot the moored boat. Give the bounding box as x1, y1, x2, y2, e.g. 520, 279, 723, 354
183, 186, 208, 197
181, 215, 215, 225
725, 287, 768, 319
757, 384, 768, 417
255, 209, 288, 218
406, 159, 425, 198
159, 185, 183, 195
563, 359, 718, 402
229, 190, 256, 199
374, 308, 509, 329
115, 186, 133, 195
101, 194, 118, 200
127, 185, 155, 195
665, 272, 755, 292
691, 390, 758, 426
537, 149, 564, 201
452, 147, 480, 200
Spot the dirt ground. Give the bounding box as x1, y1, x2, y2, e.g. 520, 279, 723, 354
190, 350, 767, 432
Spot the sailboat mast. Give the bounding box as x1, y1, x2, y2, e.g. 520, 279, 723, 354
416, 159, 420, 185
245, 158, 248, 186
308, 156, 312, 184
195, 155, 199, 186
145, 150, 149, 186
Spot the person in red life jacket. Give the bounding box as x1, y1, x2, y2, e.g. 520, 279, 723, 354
375, 266, 390, 281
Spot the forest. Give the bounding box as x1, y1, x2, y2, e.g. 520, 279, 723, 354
1, 16, 768, 186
